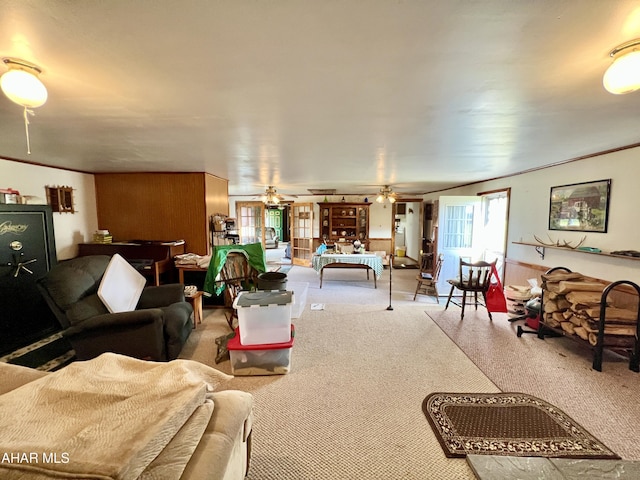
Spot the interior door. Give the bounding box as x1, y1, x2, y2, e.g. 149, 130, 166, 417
290, 203, 313, 266
236, 202, 265, 245
435, 196, 482, 294
266, 207, 283, 241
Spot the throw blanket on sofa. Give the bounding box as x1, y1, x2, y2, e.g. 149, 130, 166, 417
0, 353, 232, 480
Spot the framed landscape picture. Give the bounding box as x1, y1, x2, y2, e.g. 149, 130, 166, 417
548, 179, 611, 233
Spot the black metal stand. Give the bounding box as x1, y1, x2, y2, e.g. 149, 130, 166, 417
386, 254, 394, 311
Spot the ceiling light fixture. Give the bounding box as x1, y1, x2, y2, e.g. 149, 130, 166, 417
1, 57, 48, 154
262, 186, 281, 206
376, 185, 396, 204
603, 39, 640, 94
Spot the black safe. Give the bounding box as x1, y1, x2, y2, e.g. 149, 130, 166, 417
0, 204, 58, 355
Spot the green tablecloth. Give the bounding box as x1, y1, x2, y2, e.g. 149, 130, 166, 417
203, 243, 267, 296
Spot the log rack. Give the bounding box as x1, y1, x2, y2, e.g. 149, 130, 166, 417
537, 266, 640, 372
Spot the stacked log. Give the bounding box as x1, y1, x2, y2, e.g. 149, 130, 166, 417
541, 271, 637, 349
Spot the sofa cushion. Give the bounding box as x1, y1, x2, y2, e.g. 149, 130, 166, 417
39, 255, 111, 310
66, 293, 110, 325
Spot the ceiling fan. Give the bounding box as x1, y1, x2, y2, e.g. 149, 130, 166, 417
367, 184, 427, 203
257, 186, 297, 206
375, 185, 398, 204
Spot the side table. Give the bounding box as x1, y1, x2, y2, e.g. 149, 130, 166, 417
186, 291, 204, 328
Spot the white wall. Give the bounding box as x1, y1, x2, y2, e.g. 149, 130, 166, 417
0, 159, 98, 260
424, 147, 640, 284
9, 142, 634, 278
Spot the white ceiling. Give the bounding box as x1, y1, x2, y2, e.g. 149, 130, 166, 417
2, 1, 640, 198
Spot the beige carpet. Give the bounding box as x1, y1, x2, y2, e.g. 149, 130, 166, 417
427, 308, 640, 460
277, 264, 441, 307
180, 302, 498, 479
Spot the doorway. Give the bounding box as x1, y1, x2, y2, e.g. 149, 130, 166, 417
392, 200, 423, 267
236, 201, 310, 265
435, 189, 510, 294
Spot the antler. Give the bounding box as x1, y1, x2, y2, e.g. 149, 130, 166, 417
533, 234, 558, 247
533, 234, 587, 249
561, 235, 587, 249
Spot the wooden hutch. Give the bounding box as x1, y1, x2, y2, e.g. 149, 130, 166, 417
318, 202, 371, 248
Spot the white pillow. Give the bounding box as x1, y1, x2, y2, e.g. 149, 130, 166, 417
98, 254, 146, 313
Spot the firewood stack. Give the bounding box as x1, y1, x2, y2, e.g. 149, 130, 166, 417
541, 271, 637, 349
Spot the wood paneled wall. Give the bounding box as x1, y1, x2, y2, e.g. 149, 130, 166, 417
504, 258, 548, 287
94, 173, 228, 255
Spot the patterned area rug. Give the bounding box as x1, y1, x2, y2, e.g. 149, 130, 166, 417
0, 332, 75, 371
422, 392, 620, 459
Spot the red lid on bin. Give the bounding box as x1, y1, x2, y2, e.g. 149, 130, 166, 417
227, 325, 295, 351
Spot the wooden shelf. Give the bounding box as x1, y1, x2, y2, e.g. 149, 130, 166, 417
319, 202, 370, 245
46, 186, 74, 213
512, 241, 640, 262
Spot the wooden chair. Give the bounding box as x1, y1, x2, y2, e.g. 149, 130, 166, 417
414, 253, 444, 302
445, 258, 496, 320
219, 252, 260, 328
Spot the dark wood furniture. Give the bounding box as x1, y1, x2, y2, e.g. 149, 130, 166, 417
77, 241, 185, 286
311, 253, 383, 288
445, 259, 496, 320
318, 202, 370, 248
177, 265, 208, 284
94, 173, 228, 255
319, 262, 376, 288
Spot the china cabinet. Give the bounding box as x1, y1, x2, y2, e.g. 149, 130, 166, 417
318, 202, 370, 247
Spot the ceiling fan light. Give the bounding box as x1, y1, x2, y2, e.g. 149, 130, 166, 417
1, 61, 48, 107
376, 194, 385, 203
603, 42, 640, 94
262, 186, 281, 205
389, 196, 396, 203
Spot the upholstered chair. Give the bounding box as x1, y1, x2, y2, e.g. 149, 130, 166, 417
37, 255, 193, 361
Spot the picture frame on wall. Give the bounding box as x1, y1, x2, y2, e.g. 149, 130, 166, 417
549, 179, 611, 233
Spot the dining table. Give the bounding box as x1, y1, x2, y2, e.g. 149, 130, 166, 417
311, 253, 384, 288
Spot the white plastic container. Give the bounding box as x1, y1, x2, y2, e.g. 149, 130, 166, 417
228, 326, 295, 376
287, 282, 309, 319
233, 290, 293, 345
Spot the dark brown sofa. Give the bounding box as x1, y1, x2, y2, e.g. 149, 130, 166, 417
37, 255, 193, 361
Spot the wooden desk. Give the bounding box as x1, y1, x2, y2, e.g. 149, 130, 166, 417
78, 241, 185, 286
176, 265, 208, 284
311, 253, 384, 288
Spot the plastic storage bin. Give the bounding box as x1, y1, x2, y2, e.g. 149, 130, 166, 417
287, 281, 309, 319
228, 325, 295, 376
233, 290, 293, 345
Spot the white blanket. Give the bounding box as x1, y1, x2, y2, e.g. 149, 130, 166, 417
0, 353, 232, 480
